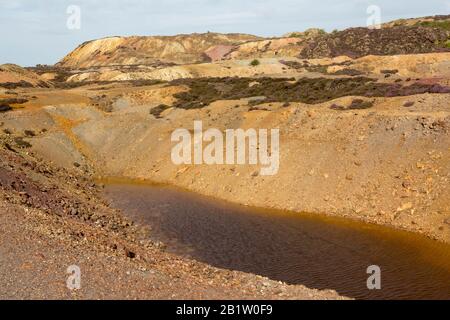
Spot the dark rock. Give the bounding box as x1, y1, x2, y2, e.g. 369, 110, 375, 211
0, 105, 12, 112
125, 249, 136, 259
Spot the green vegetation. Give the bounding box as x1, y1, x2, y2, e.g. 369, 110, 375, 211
419, 20, 450, 31
0, 98, 28, 105
330, 99, 374, 111
170, 76, 450, 109
300, 26, 450, 59
0, 80, 34, 89
249, 59, 260, 67
279, 60, 363, 76
330, 69, 364, 76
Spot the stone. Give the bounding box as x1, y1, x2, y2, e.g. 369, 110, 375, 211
397, 202, 413, 212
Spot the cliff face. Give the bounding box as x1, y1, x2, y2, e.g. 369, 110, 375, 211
225, 37, 304, 60
57, 33, 262, 68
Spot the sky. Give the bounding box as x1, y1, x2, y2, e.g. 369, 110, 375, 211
1, 0, 449, 66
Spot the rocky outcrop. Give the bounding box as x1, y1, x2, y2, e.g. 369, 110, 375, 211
204, 45, 236, 62
226, 37, 304, 60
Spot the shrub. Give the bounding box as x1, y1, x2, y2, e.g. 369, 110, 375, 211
300, 26, 450, 59
169, 76, 450, 109
419, 20, 450, 31
24, 130, 36, 137
0, 98, 28, 105
250, 59, 260, 67
348, 99, 374, 110
0, 81, 33, 89
279, 60, 303, 70
150, 104, 170, 118
14, 137, 32, 148
380, 69, 399, 74
330, 100, 373, 110
330, 69, 364, 76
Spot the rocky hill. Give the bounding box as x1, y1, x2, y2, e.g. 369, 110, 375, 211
300, 15, 450, 59
57, 33, 261, 68
300, 25, 450, 59
0, 64, 51, 89
381, 14, 450, 28
57, 15, 450, 71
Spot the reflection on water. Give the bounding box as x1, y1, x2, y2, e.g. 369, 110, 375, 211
103, 182, 450, 300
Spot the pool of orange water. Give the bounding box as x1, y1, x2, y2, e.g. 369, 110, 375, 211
103, 181, 450, 300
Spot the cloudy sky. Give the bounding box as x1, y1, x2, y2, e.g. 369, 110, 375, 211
1, 0, 449, 66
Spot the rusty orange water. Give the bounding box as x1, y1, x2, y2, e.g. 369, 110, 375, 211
103, 181, 450, 300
